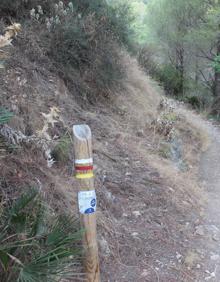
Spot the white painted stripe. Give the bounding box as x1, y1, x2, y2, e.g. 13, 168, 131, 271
75, 158, 93, 165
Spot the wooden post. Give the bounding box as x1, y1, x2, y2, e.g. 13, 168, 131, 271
73, 124, 100, 282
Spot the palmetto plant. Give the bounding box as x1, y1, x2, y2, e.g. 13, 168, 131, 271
0, 108, 14, 154
0, 108, 13, 125
0, 188, 83, 282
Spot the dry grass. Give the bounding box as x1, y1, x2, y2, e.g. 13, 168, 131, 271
0, 42, 211, 281
177, 106, 210, 153
117, 65, 209, 200
117, 54, 161, 124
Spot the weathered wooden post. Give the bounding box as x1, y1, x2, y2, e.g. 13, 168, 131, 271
73, 124, 100, 282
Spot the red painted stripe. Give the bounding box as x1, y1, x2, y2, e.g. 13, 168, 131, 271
75, 165, 93, 171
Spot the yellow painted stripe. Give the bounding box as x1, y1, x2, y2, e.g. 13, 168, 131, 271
75, 172, 94, 179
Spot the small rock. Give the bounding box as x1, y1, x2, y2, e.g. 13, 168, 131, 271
196, 264, 201, 269
141, 269, 149, 277
205, 270, 216, 280
212, 234, 219, 241
131, 232, 139, 237
195, 225, 205, 236
210, 254, 220, 261
105, 191, 115, 201
176, 252, 182, 260
168, 187, 175, 193
98, 237, 111, 256
132, 211, 141, 217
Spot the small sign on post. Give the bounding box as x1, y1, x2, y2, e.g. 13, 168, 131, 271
73, 124, 100, 282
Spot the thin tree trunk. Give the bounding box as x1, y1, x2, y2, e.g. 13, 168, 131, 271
175, 45, 184, 97
213, 41, 220, 97
179, 47, 184, 96
195, 56, 199, 85
212, 36, 220, 116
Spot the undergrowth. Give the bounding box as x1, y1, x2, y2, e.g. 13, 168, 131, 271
0, 108, 13, 125
4, 0, 134, 102
0, 188, 82, 282
47, 0, 133, 100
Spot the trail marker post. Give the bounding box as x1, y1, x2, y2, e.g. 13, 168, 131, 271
73, 125, 100, 282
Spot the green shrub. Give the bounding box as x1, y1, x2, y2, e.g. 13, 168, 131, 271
138, 45, 158, 75
212, 55, 220, 74
159, 142, 172, 159
49, 18, 117, 98
0, 108, 13, 125
154, 64, 183, 96
67, 0, 134, 47
43, 0, 133, 100
0, 188, 82, 282
182, 76, 213, 110
0, 0, 53, 18
1, 0, 134, 100
138, 47, 183, 96
51, 135, 72, 164
185, 96, 202, 109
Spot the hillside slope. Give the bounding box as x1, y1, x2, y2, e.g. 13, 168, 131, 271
0, 24, 209, 282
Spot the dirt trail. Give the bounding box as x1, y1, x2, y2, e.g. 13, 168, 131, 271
197, 120, 220, 281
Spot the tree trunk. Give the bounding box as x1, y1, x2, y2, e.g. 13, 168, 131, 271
195, 56, 199, 86
213, 42, 220, 97
175, 45, 184, 97
212, 38, 220, 116
179, 47, 184, 96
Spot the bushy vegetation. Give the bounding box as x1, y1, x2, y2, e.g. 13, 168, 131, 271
51, 134, 72, 164
0, 3, 136, 279
0, 0, 49, 18
47, 0, 133, 100
49, 12, 124, 99
154, 64, 183, 97
0, 188, 82, 282
0, 0, 134, 101
136, 0, 220, 113
0, 108, 13, 125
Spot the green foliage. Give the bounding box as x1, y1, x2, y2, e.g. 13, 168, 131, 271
129, 1, 148, 44
212, 55, 220, 73
0, 0, 24, 16
184, 96, 201, 109
68, 0, 134, 45
138, 0, 220, 110
73, 0, 134, 47
0, 0, 53, 18
0, 108, 13, 125
51, 135, 72, 163
159, 142, 172, 159
0, 188, 82, 282
149, 64, 183, 96
46, 0, 133, 100
138, 45, 157, 73
1, 0, 134, 100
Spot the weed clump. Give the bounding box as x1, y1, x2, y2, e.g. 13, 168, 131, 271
0, 188, 82, 282
1, 1, 134, 101
49, 1, 133, 100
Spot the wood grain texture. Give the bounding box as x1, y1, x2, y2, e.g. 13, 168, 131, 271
73, 125, 100, 282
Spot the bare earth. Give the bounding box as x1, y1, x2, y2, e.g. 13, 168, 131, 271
198, 121, 220, 281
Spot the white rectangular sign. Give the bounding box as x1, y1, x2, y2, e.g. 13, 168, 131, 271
78, 190, 97, 214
